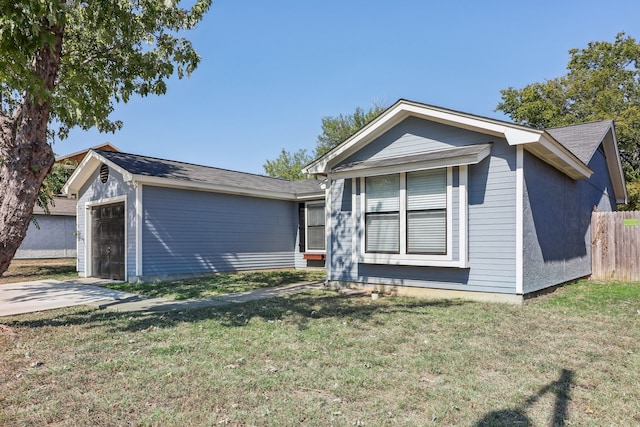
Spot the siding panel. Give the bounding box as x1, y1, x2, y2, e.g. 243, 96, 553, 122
141, 186, 298, 279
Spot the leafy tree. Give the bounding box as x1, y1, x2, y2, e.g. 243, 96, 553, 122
263, 148, 312, 181
496, 33, 640, 208
263, 103, 386, 180
315, 104, 386, 157
0, 0, 211, 275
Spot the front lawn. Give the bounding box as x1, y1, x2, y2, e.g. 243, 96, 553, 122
1, 280, 639, 426
104, 269, 326, 300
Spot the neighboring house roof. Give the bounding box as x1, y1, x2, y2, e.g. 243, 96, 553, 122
55, 143, 120, 164
304, 99, 627, 203
32, 197, 76, 216
64, 150, 324, 201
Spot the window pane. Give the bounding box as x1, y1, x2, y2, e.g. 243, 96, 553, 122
307, 226, 325, 250
366, 175, 399, 212
407, 210, 446, 254
307, 204, 325, 227
407, 169, 446, 210
366, 213, 399, 253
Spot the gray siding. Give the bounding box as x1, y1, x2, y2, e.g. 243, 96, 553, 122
523, 147, 616, 293
76, 166, 137, 279
140, 185, 298, 279
329, 178, 355, 281
15, 215, 77, 259
343, 116, 494, 164
330, 119, 518, 294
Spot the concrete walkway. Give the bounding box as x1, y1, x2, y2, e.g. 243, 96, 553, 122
99, 281, 325, 313
0, 278, 138, 317
0, 279, 325, 317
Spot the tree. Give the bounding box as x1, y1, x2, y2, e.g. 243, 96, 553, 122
263, 148, 312, 181
263, 103, 386, 180
315, 104, 386, 157
0, 0, 212, 275
496, 33, 640, 208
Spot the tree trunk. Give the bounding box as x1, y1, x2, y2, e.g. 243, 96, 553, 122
0, 22, 64, 276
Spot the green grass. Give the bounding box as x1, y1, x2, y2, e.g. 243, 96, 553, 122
104, 269, 326, 300
1, 279, 639, 426
0, 259, 77, 285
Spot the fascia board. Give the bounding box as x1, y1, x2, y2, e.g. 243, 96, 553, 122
538, 134, 593, 179
131, 175, 299, 201
602, 127, 628, 204
304, 100, 542, 175
63, 150, 132, 195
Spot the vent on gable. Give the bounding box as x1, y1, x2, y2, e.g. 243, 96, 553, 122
100, 164, 109, 183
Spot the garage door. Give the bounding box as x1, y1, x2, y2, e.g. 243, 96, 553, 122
91, 202, 125, 280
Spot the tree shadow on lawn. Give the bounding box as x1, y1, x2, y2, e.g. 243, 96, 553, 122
5, 290, 468, 333
475, 368, 573, 427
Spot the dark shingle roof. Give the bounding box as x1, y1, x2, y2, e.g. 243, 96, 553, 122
546, 120, 613, 164
96, 150, 323, 198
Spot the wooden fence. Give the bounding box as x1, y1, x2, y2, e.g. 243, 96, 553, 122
591, 211, 640, 281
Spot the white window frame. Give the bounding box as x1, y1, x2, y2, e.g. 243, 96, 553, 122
358, 167, 468, 267
305, 201, 326, 253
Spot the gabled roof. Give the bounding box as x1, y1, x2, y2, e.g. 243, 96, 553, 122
32, 197, 76, 216
55, 143, 120, 164
547, 120, 627, 204
303, 99, 593, 180
63, 150, 323, 201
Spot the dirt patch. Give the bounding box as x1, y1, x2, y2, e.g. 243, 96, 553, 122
0, 258, 77, 285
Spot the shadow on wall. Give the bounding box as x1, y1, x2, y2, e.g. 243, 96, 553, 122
475, 368, 573, 427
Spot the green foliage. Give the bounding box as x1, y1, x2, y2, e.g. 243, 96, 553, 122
315, 103, 386, 157
263, 148, 313, 180
0, 0, 212, 137
263, 103, 386, 180
496, 33, 640, 208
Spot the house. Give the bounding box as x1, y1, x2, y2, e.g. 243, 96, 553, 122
14, 144, 121, 260
303, 99, 627, 302
14, 197, 77, 259
63, 150, 325, 281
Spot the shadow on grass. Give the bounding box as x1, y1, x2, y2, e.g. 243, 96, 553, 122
105, 270, 326, 299
475, 368, 573, 426
5, 290, 468, 333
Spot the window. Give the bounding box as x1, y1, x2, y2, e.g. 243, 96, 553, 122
365, 175, 400, 253
364, 169, 448, 256
406, 169, 446, 254
305, 202, 325, 251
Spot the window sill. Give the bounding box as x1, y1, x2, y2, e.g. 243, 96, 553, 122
304, 253, 326, 261
360, 253, 466, 268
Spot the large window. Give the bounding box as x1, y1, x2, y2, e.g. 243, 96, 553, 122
305, 202, 325, 251
365, 169, 447, 255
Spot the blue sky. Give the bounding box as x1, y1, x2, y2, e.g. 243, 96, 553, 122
60, 0, 640, 174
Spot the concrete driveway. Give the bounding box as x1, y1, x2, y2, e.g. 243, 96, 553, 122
0, 279, 138, 317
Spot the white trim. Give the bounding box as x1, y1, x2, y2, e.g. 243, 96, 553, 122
459, 165, 468, 268
304, 201, 326, 254
358, 167, 462, 266
352, 178, 358, 266
515, 146, 524, 294
324, 177, 332, 280
135, 184, 143, 277
303, 99, 592, 182
84, 195, 128, 280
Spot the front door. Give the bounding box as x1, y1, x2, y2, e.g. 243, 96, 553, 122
91, 202, 125, 280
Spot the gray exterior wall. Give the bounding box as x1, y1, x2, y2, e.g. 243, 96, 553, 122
76, 166, 137, 279
139, 185, 299, 280
523, 147, 616, 293
329, 118, 518, 294
14, 214, 77, 259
